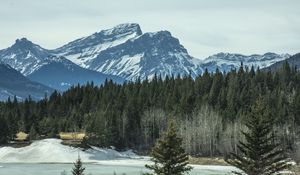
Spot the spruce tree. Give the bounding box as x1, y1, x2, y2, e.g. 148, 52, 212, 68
145, 121, 192, 175
226, 99, 289, 175
72, 155, 85, 175
0, 116, 9, 144
29, 125, 38, 140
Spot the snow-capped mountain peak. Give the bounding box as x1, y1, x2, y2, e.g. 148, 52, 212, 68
202, 52, 290, 72
13, 38, 33, 48
0, 23, 293, 90
0, 38, 51, 75
53, 23, 143, 68
86, 29, 201, 80
11, 38, 48, 54
102, 23, 142, 36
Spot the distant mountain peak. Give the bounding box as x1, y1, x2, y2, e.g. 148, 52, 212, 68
202, 52, 290, 73
149, 30, 171, 36
0, 38, 52, 75
102, 23, 142, 36
142, 31, 173, 40
53, 23, 144, 68
12, 37, 35, 49
16, 37, 30, 43
85, 28, 199, 80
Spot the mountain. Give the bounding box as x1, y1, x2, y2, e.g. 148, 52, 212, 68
0, 23, 291, 84
54, 23, 290, 80
53, 23, 142, 68
201, 52, 290, 73
27, 56, 124, 91
0, 38, 51, 75
0, 39, 125, 91
263, 53, 300, 71
54, 23, 202, 80
0, 62, 53, 101
87, 31, 202, 80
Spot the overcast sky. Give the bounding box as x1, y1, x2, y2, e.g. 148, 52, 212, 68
0, 0, 299, 59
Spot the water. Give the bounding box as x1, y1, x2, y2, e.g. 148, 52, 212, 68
0, 163, 233, 175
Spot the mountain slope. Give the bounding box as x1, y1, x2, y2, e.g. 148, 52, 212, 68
263, 53, 300, 71
88, 31, 202, 80
0, 63, 53, 101
53, 23, 142, 68
27, 56, 125, 91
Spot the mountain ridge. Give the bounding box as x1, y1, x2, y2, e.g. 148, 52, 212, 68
0, 23, 292, 85
202, 52, 290, 73
0, 38, 125, 91
263, 53, 300, 72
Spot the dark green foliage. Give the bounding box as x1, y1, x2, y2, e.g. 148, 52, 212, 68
29, 125, 38, 140
0, 63, 299, 156
226, 99, 289, 175
72, 156, 85, 175
0, 116, 9, 144
145, 121, 192, 175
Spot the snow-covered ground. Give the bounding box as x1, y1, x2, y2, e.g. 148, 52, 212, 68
0, 139, 141, 163
0, 139, 236, 175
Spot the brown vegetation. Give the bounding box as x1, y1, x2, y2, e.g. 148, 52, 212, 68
15, 132, 29, 141
188, 156, 228, 166
59, 132, 86, 141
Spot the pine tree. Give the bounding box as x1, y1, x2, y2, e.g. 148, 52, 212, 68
29, 125, 38, 140
145, 121, 192, 175
226, 99, 289, 175
71, 155, 85, 175
0, 116, 9, 144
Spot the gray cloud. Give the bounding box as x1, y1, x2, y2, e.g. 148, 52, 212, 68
0, 0, 299, 59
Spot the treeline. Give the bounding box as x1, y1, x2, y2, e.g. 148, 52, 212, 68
0, 62, 300, 158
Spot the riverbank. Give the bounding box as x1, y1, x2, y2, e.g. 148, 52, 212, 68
189, 156, 300, 174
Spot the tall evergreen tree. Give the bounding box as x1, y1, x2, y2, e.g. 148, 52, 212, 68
145, 120, 192, 175
226, 99, 289, 175
71, 155, 85, 175
0, 116, 9, 144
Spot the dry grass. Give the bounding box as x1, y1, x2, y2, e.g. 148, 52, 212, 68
59, 132, 86, 141
15, 132, 29, 141
291, 165, 300, 174
188, 156, 229, 166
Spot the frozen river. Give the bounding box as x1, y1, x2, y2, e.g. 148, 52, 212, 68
0, 139, 235, 175
0, 163, 234, 175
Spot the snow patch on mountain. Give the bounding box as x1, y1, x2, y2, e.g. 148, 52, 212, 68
96, 54, 143, 80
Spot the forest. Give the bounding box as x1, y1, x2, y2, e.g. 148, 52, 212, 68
0, 62, 299, 161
